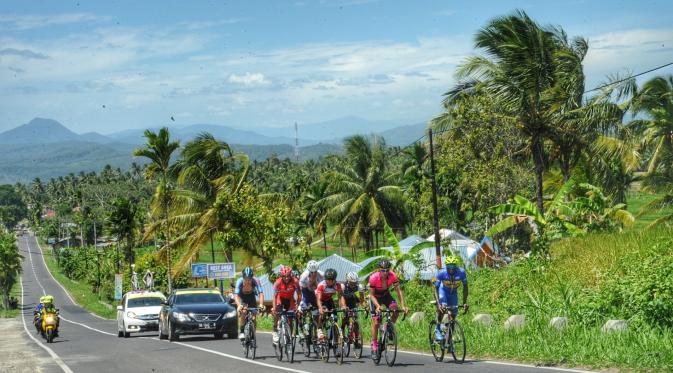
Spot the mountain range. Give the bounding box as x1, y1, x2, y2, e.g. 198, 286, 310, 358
0, 117, 427, 183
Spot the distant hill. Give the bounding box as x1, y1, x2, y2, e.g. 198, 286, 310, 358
0, 117, 425, 183
252, 116, 405, 141
107, 124, 315, 146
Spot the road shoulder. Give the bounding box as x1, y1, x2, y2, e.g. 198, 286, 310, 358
0, 317, 62, 373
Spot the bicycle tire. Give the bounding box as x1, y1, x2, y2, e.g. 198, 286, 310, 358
249, 322, 257, 360
274, 323, 284, 361
333, 324, 344, 365
342, 322, 351, 358
428, 320, 445, 362
450, 320, 466, 363
353, 320, 363, 359
384, 324, 397, 367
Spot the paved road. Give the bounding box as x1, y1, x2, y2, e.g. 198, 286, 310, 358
18, 233, 593, 373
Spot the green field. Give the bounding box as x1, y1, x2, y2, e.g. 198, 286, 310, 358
627, 192, 673, 230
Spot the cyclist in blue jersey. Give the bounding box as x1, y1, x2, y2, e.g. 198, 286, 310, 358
234, 267, 265, 340
433, 256, 469, 341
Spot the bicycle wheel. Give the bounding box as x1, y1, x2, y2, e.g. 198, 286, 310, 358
333, 324, 344, 365
371, 335, 382, 365
287, 320, 296, 363
384, 325, 397, 367
353, 320, 363, 359
342, 323, 351, 358
450, 320, 466, 363
428, 320, 445, 362
274, 326, 284, 361
319, 338, 330, 363
249, 322, 257, 360
300, 318, 312, 358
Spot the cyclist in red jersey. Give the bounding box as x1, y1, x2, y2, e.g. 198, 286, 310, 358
368, 258, 408, 354
272, 265, 301, 344
315, 268, 347, 341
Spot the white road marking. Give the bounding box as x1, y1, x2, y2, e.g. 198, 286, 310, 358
19, 277, 74, 373
22, 235, 312, 373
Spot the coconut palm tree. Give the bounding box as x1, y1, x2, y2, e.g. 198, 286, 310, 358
108, 197, 138, 274
321, 135, 408, 257
454, 10, 587, 214
133, 127, 180, 291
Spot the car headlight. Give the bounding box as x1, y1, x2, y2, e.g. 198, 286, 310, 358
174, 312, 190, 322
224, 310, 237, 318
126, 311, 137, 319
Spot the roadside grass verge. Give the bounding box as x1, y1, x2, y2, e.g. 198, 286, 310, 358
0, 280, 21, 318
42, 245, 116, 319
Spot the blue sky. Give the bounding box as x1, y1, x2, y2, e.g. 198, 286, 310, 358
1, 0, 673, 134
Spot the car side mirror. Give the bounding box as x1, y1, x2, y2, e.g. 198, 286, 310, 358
117, 305, 123, 311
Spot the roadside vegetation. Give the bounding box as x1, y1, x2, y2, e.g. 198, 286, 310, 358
0, 9, 672, 371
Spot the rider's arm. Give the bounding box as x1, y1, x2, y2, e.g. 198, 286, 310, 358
369, 287, 380, 310
462, 282, 469, 306
295, 280, 302, 304
338, 285, 346, 309
394, 282, 407, 310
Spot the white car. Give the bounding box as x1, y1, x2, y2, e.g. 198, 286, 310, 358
117, 291, 166, 338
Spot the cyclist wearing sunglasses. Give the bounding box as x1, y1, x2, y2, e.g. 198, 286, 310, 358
299, 260, 323, 315
433, 255, 469, 340
368, 258, 408, 354
272, 265, 301, 344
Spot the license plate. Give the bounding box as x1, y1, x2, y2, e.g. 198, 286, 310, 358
199, 323, 215, 329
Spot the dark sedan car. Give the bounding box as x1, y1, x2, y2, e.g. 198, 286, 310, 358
158, 288, 237, 341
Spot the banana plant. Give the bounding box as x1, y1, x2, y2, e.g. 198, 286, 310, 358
358, 222, 434, 280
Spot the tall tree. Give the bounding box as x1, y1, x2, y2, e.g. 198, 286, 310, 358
321, 135, 407, 255
133, 128, 180, 292
108, 197, 138, 274
454, 10, 585, 214
0, 232, 22, 309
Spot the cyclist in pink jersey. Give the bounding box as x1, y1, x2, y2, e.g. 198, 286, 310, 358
368, 258, 408, 354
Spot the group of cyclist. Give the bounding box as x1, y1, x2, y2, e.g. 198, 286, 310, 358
232, 254, 469, 355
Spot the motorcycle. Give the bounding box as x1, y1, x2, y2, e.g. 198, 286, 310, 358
40, 309, 60, 343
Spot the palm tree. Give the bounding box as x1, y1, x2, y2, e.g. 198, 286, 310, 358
454, 10, 585, 214
108, 198, 138, 274
0, 231, 22, 309
626, 76, 673, 177
133, 127, 180, 292
301, 179, 330, 256
321, 135, 408, 258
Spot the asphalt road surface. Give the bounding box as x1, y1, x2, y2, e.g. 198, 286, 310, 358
18, 233, 595, 373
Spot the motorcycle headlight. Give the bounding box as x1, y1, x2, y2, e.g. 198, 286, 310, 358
174, 312, 190, 322
126, 311, 137, 319
45, 316, 55, 323
224, 310, 237, 318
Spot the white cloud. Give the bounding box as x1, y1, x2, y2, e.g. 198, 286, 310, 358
0, 13, 107, 30
227, 72, 271, 86
584, 28, 673, 85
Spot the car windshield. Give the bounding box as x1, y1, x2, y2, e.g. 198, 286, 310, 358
175, 293, 224, 305
127, 297, 164, 308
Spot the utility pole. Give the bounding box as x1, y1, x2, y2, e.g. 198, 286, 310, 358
294, 122, 299, 163
428, 128, 443, 270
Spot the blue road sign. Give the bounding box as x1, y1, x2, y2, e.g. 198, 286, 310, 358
191, 263, 208, 278
207, 263, 236, 280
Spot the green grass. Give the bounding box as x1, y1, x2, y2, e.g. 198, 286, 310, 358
627, 192, 673, 230
0, 279, 21, 318
42, 245, 117, 319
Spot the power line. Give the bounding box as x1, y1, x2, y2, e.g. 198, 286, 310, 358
390, 60, 673, 155
584, 61, 673, 94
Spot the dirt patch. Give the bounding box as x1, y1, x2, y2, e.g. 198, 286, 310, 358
0, 317, 59, 373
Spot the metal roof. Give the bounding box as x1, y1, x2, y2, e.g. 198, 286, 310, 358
317, 254, 363, 282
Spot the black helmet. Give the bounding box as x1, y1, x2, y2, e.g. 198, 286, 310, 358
378, 258, 391, 270
242, 267, 254, 278
324, 268, 337, 280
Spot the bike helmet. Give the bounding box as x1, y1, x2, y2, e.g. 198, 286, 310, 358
292, 270, 300, 278
378, 258, 392, 270
279, 265, 292, 278
43, 295, 53, 304
306, 260, 319, 273
346, 272, 359, 283
39, 296, 46, 303
242, 266, 254, 279
444, 255, 461, 266
324, 268, 337, 281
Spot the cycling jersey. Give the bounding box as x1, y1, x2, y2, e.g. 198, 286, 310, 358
235, 277, 263, 307
342, 283, 364, 309
299, 270, 323, 308
274, 277, 300, 311
368, 270, 399, 298
435, 267, 467, 307
315, 280, 343, 302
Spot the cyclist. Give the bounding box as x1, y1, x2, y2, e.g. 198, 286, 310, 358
368, 258, 408, 354
234, 266, 265, 340
433, 255, 469, 341
299, 260, 323, 310
315, 268, 346, 341
342, 271, 366, 347
272, 265, 301, 344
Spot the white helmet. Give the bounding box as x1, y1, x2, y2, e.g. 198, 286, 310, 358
306, 260, 319, 273
346, 272, 359, 283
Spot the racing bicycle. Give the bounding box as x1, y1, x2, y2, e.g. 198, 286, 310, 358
371, 309, 406, 366
428, 303, 467, 363
273, 308, 297, 363
318, 309, 346, 364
